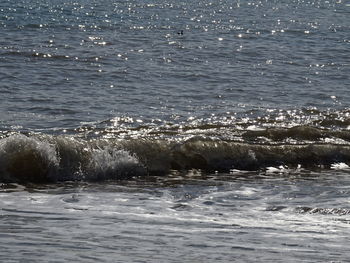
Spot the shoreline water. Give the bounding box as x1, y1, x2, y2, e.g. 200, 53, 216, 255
1, 0, 349, 261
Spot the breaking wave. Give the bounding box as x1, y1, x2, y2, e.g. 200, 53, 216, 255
0, 135, 145, 183
1, 130, 350, 183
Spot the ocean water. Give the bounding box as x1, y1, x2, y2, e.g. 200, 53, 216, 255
0, 0, 350, 261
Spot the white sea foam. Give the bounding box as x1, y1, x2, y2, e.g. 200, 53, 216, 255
266, 166, 288, 174
330, 162, 350, 170
91, 147, 145, 179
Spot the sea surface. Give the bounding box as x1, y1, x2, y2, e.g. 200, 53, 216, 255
0, 0, 349, 262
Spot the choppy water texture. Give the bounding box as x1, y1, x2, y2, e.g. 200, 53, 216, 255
0, 0, 350, 261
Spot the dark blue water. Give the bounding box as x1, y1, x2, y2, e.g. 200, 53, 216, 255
0, 0, 350, 261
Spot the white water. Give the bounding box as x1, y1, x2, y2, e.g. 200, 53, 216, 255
1, 172, 349, 262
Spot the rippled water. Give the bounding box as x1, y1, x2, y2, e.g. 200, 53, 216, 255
1, 0, 350, 261
1, 0, 349, 131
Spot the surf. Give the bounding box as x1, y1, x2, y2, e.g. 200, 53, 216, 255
1, 132, 350, 183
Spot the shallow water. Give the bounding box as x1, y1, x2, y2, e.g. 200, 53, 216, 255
1, 171, 350, 262
1, 0, 350, 261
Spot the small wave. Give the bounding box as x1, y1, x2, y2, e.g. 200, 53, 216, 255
0, 135, 145, 183
296, 207, 350, 216
85, 109, 350, 143
242, 126, 350, 144
0, 50, 72, 61
0, 135, 59, 183
1, 134, 350, 183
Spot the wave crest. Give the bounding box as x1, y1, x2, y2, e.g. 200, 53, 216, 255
1, 134, 350, 183
0, 135, 145, 183
0, 135, 59, 183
